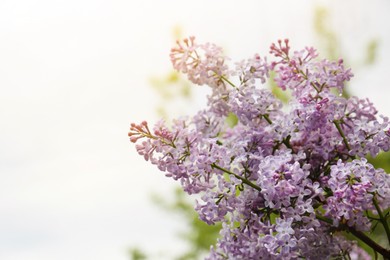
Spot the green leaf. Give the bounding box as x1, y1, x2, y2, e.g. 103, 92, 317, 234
367, 152, 390, 173
365, 39, 378, 65
225, 112, 238, 128
129, 248, 147, 260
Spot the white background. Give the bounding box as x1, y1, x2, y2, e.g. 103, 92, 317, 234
0, 0, 389, 259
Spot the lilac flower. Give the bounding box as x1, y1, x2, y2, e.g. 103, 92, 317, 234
323, 159, 380, 231
229, 86, 282, 127
130, 37, 390, 259
232, 54, 269, 85
170, 36, 229, 88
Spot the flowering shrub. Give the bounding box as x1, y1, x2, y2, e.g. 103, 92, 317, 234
129, 37, 390, 259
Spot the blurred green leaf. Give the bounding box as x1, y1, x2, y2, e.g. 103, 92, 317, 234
313, 6, 339, 60
129, 248, 147, 260
368, 152, 390, 173
152, 188, 221, 260
225, 112, 238, 128
365, 39, 379, 65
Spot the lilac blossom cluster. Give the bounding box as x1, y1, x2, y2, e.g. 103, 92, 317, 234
129, 37, 390, 259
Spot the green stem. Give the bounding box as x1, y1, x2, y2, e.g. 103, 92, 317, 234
211, 163, 261, 192
282, 135, 293, 150
310, 82, 320, 93
316, 214, 390, 258
220, 75, 237, 89
347, 226, 390, 258
315, 214, 333, 225
263, 114, 273, 124
333, 120, 352, 152
373, 196, 390, 245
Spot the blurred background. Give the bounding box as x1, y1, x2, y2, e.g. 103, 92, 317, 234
0, 0, 389, 259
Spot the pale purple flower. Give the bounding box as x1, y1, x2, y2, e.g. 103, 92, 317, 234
130, 37, 390, 259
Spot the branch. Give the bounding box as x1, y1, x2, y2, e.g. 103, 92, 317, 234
316, 214, 390, 258
211, 163, 261, 192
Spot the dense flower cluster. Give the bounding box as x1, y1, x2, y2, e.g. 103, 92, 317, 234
129, 37, 390, 259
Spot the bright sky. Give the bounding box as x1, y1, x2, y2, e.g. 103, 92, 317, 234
0, 0, 389, 259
